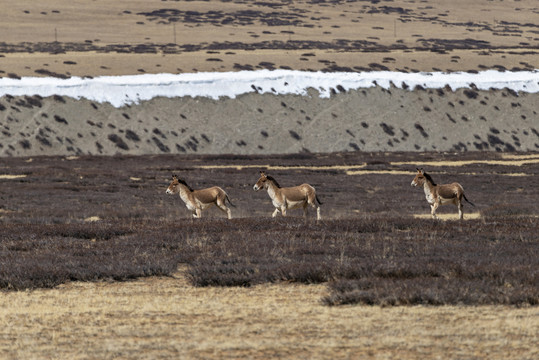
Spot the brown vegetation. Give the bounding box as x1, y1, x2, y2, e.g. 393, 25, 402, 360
1, 215, 537, 306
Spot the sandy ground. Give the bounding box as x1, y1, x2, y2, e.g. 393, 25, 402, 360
1, 85, 537, 156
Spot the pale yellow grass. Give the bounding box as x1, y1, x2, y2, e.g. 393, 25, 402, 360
0, 270, 537, 359
501, 154, 539, 160
413, 212, 482, 220
346, 170, 414, 176
392, 158, 539, 167
197, 157, 538, 175
196, 164, 367, 171
0, 174, 26, 179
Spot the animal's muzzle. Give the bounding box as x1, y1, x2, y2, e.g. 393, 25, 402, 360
253, 185, 260, 191
411, 181, 417, 187
166, 189, 173, 194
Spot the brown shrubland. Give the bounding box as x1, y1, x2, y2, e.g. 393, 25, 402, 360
0, 152, 538, 359
1, 152, 537, 306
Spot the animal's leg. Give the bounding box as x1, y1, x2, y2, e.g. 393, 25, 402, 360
216, 200, 232, 219
308, 198, 321, 221
303, 203, 308, 218
221, 206, 232, 219
458, 201, 463, 220
195, 208, 202, 218
218, 205, 232, 219
272, 208, 280, 218
430, 202, 439, 219
280, 205, 287, 217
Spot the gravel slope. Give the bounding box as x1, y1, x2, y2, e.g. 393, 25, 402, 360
1, 85, 537, 157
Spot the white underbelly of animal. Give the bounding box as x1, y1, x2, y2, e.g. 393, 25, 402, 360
439, 197, 455, 205
197, 202, 213, 210
286, 199, 306, 209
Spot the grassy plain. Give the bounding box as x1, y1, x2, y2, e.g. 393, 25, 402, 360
1, 272, 538, 359
1, 0, 537, 77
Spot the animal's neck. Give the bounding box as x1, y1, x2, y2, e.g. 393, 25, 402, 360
178, 184, 193, 202
423, 180, 436, 196
266, 182, 279, 199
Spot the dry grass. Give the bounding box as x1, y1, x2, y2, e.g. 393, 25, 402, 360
412, 211, 482, 220
1, 270, 538, 360
0, 174, 26, 179
0, 0, 537, 77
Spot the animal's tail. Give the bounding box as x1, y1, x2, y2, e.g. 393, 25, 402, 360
316, 195, 323, 205
463, 194, 475, 207
226, 194, 236, 207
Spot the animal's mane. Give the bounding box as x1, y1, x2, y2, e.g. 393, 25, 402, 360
176, 177, 195, 192
266, 175, 281, 188
423, 172, 437, 186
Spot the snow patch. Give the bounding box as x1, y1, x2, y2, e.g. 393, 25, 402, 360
0, 70, 537, 108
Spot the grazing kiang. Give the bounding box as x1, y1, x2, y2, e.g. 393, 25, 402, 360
411, 168, 474, 220
253, 171, 322, 220
166, 174, 234, 219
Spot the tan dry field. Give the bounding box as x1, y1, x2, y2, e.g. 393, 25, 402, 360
1, 1, 539, 359
0, 0, 537, 77
196, 153, 539, 171
1, 269, 538, 360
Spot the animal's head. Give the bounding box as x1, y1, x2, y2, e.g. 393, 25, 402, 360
253, 171, 268, 191
166, 174, 180, 194
411, 168, 426, 187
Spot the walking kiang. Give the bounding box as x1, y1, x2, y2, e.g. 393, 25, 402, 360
253, 171, 322, 221
411, 168, 474, 220
166, 174, 234, 219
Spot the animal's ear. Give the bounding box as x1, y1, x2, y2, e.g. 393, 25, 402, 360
420, 169, 425, 175
260, 170, 266, 176
416, 168, 421, 173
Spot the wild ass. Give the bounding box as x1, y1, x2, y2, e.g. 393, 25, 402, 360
166, 174, 234, 219
411, 168, 474, 220
253, 171, 322, 220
